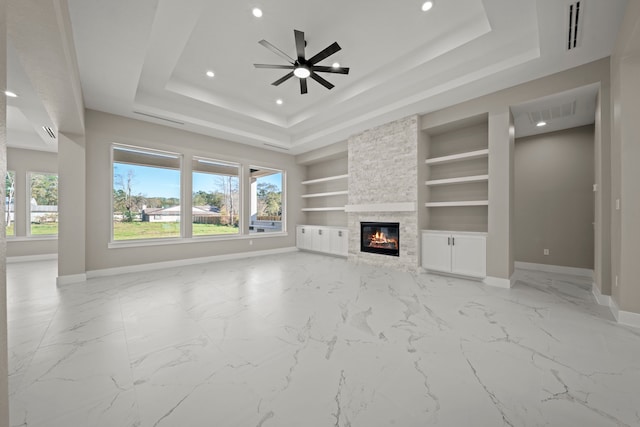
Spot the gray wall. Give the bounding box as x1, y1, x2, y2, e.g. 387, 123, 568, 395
515, 125, 595, 269
85, 110, 305, 272
611, 1, 640, 313
6, 147, 58, 257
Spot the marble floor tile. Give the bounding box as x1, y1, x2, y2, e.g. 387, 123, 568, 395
7, 253, 640, 427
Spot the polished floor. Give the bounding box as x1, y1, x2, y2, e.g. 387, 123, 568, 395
7, 253, 640, 427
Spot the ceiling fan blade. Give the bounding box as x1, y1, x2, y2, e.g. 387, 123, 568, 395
310, 66, 350, 74
254, 64, 295, 69
294, 30, 306, 61
307, 42, 341, 65
259, 39, 295, 64
310, 72, 334, 90
300, 78, 308, 94
272, 72, 295, 86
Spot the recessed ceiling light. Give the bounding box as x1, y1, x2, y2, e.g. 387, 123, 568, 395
536, 121, 547, 127
421, 1, 434, 12
293, 66, 311, 79
332, 62, 340, 68
4, 90, 18, 98
276, 99, 283, 105
206, 70, 215, 78
252, 7, 263, 18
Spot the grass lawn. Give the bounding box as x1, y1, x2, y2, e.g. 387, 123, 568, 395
113, 222, 239, 240
31, 223, 58, 235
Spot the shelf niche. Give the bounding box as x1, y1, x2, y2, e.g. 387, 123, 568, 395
422, 114, 489, 233
299, 153, 349, 227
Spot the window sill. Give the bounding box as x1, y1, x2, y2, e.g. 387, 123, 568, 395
108, 232, 289, 249
7, 236, 58, 242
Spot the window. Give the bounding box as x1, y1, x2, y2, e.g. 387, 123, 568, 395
192, 158, 240, 236
29, 172, 58, 236
249, 167, 284, 234
112, 145, 181, 241
5, 171, 15, 236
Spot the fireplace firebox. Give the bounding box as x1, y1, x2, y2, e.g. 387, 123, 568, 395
360, 222, 400, 257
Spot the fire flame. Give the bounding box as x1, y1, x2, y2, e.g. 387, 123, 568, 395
368, 231, 398, 249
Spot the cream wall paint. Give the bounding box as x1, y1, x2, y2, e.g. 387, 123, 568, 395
58, 133, 86, 277
611, 0, 640, 314
515, 125, 595, 269
1, 1, 9, 424
420, 58, 611, 284
85, 110, 304, 272
6, 148, 58, 257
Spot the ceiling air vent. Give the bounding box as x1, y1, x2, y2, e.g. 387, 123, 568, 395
264, 143, 289, 151
42, 126, 56, 140
567, 1, 583, 50
527, 100, 577, 125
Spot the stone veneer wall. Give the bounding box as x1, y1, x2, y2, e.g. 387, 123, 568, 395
347, 115, 419, 270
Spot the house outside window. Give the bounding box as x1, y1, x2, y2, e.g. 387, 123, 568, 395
112, 145, 182, 241
192, 157, 240, 236
28, 172, 58, 236
249, 166, 284, 234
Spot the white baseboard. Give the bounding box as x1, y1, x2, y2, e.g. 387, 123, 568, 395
515, 261, 594, 278
592, 283, 611, 306
484, 276, 513, 289
86, 247, 298, 279
7, 253, 58, 263
57, 273, 87, 286
608, 298, 640, 329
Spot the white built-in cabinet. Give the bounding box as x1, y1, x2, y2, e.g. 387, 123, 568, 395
421, 231, 486, 278
296, 225, 348, 257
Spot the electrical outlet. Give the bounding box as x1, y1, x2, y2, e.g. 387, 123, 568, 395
543, 249, 549, 256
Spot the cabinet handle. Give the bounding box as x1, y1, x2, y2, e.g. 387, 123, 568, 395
319, 229, 322, 235
448, 237, 451, 246
338, 231, 342, 237
452, 237, 455, 246
302, 228, 305, 234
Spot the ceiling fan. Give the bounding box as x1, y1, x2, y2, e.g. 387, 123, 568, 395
254, 29, 350, 94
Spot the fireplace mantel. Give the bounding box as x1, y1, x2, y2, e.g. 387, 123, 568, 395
344, 202, 416, 213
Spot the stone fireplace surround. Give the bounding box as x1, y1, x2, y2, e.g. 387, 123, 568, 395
346, 115, 419, 271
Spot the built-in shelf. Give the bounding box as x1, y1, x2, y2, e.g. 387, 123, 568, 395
425, 149, 489, 165
301, 190, 349, 198
425, 200, 489, 207
301, 174, 349, 185
425, 174, 489, 186
301, 207, 346, 212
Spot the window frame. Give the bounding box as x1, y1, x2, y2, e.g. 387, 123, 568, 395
5, 170, 15, 237
110, 143, 184, 244
26, 171, 59, 238
248, 165, 286, 235
191, 156, 243, 239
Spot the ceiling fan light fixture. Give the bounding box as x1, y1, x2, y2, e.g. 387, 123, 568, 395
293, 66, 311, 79
332, 62, 340, 68
421, 1, 434, 12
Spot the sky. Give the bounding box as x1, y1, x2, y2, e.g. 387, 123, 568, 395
114, 163, 282, 199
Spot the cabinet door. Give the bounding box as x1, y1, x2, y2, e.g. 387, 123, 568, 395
451, 234, 486, 278
298, 226, 312, 250
421, 233, 452, 272
296, 227, 304, 250
315, 228, 331, 253
330, 229, 348, 256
